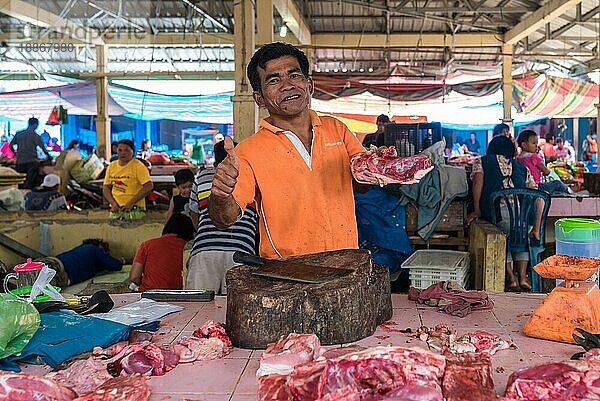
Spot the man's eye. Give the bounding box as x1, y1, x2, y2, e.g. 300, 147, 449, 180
267, 78, 279, 85
290, 73, 302, 79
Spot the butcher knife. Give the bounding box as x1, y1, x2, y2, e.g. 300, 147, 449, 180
232, 252, 353, 284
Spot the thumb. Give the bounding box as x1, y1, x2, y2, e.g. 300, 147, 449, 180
224, 136, 239, 168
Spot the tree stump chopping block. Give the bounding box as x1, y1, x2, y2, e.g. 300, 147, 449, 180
226, 249, 393, 349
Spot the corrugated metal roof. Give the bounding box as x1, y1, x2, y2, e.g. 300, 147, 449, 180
0, 0, 597, 79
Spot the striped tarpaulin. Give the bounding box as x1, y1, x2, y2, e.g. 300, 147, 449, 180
0, 81, 233, 123
514, 75, 599, 118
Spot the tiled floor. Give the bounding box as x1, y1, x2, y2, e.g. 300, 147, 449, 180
25, 293, 585, 400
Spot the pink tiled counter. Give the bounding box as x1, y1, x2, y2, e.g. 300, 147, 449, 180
22, 293, 582, 400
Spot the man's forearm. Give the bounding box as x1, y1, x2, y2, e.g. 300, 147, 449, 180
208, 194, 241, 229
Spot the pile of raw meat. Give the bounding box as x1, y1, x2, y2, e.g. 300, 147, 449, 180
501, 349, 600, 400
0, 320, 230, 401
256, 333, 484, 401
351, 145, 433, 186
256, 332, 600, 401
404, 324, 513, 355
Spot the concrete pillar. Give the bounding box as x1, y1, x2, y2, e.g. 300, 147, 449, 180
232, 0, 257, 142
501, 44, 514, 134
95, 45, 111, 159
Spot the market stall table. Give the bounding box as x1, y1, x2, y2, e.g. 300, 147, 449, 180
20, 292, 581, 400
549, 195, 600, 217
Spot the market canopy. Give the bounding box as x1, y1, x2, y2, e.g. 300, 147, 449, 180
514, 75, 599, 118
0, 74, 595, 126
0, 81, 232, 123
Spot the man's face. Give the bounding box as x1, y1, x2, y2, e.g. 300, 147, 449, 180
377, 122, 386, 134
502, 128, 510, 137
470, 134, 476, 141
253, 55, 313, 118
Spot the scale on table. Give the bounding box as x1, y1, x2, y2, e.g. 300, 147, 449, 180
523, 256, 600, 343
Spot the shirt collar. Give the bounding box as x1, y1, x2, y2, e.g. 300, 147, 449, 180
259, 109, 322, 134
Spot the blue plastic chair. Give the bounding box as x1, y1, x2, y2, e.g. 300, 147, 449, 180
490, 188, 551, 292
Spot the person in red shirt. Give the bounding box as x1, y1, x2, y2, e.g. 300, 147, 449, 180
129, 214, 195, 291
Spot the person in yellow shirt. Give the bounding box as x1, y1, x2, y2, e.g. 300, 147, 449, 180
103, 139, 153, 218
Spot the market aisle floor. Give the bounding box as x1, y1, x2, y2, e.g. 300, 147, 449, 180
24, 293, 583, 400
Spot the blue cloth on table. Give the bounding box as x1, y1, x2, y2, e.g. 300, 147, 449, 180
0, 310, 158, 371
355, 186, 413, 274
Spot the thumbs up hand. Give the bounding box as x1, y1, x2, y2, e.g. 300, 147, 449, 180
212, 136, 240, 198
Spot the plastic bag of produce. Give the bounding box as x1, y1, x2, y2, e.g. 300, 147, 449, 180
70, 154, 104, 183
0, 294, 41, 359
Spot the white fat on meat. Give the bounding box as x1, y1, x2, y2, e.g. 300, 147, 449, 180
0, 372, 78, 401
257, 333, 325, 377
47, 358, 114, 396
171, 336, 229, 363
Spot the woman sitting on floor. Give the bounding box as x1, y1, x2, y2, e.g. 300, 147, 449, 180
129, 213, 195, 292
467, 135, 542, 292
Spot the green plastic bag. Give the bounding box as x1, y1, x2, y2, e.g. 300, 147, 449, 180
0, 294, 41, 359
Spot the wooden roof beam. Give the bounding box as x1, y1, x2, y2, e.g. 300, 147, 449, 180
528, 5, 599, 50
505, 0, 583, 44
1, 32, 503, 48
313, 33, 503, 48
272, 0, 311, 44
0, 0, 104, 45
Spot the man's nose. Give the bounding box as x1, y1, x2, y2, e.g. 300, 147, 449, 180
279, 76, 295, 90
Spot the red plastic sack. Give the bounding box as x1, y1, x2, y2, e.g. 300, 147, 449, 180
47, 107, 60, 126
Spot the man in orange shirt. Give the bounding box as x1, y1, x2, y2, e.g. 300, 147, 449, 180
208, 42, 366, 259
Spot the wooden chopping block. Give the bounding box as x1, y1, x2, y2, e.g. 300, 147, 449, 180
226, 249, 393, 349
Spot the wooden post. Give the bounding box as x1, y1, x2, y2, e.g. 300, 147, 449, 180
469, 220, 507, 292
596, 104, 600, 163
232, 0, 257, 142
256, 0, 273, 122
502, 44, 514, 134
256, 0, 273, 47
573, 117, 579, 160
95, 45, 111, 159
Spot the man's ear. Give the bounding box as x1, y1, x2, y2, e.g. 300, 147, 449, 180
253, 91, 265, 107
308, 77, 314, 96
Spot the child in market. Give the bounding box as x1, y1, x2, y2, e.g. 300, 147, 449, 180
165, 168, 194, 221
516, 130, 569, 195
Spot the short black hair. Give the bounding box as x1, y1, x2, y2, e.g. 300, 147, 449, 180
28, 117, 39, 127
247, 42, 310, 92
493, 123, 510, 137
118, 139, 135, 152
214, 138, 238, 166
162, 214, 195, 242
67, 140, 79, 150
174, 169, 194, 186
517, 129, 538, 148
376, 114, 390, 124
545, 134, 554, 142
82, 238, 110, 253
487, 135, 516, 159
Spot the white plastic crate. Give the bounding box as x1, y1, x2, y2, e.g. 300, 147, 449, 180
401, 250, 470, 289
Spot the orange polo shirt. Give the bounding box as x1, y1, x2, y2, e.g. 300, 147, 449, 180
232, 110, 365, 259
